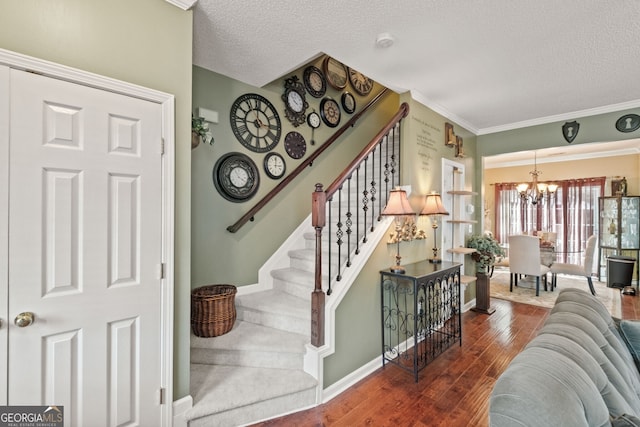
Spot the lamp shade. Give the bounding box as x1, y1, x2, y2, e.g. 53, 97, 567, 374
420, 193, 449, 216
381, 188, 414, 216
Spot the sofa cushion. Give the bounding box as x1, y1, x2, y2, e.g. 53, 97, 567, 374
612, 413, 640, 427
538, 319, 640, 415
620, 320, 640, 370
527, 332, 640, 417
490, 346, 611, 427
544, 312, 640, 401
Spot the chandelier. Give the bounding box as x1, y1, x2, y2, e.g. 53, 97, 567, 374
516, 152, 558, 205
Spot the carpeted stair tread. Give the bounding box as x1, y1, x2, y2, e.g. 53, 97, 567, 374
187, 364, 317, 423
191, 320, 307, 353
236, 289, 309, 319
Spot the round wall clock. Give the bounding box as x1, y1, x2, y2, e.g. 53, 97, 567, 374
320, 97, 341, 128
341, 92, 356, 114
284, 131, 307, 159
213, 152, 260, 202
307, 111, 321, 129
348, 68, 374, 96
323, 57, 348, 90
229, 93, 282, 153
303, 65, 327, 98
264, 152, 286, 179
281, 76, 309, 127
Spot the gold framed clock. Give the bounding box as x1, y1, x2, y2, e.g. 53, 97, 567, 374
323, 57, 348, 90
348, 67, 374, 96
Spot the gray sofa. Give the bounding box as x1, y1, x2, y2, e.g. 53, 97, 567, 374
490, 288, 640, 426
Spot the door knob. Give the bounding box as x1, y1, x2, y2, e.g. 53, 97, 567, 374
14, 312, 35, 327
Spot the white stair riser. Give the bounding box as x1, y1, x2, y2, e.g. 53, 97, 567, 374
236, 306, 310, 335
190, 347, 304, 370
188, 387, 316, 427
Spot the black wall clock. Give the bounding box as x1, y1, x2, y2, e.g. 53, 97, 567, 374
264, 152, 286, 179
348, 68, 374, 96
303, 65, 327, 98
282, 76, 309, 127
230, 93, 282, 153
323, 57, 348, 90
213, 152, 260, 202
341, 92, 356, 114
284, 131, 307, 159
320, 97, 341, 128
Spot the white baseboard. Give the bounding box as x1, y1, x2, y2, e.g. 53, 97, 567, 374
321, 356, 382, 403
172, 395, 193, 427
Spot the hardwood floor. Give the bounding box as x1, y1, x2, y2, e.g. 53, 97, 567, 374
253, 292, 640, 427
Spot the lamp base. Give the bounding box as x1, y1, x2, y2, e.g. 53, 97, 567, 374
429, 258, 442, 264
389, 265, 406, 273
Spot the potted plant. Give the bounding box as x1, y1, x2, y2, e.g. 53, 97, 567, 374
192, 115, 214, 149
466, 233, 505, 315
466, 233, 505, 274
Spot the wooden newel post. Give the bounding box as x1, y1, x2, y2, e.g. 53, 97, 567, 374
311, 184, 326, 347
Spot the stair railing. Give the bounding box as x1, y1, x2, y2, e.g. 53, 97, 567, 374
311, 102, 409, 347
227, 89, 390, 233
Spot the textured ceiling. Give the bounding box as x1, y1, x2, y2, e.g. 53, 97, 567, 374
193, 0, 640, 135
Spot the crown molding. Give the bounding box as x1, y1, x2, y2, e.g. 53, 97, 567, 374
478, 99, 640, 136
165, 0, 198, 11
409, 90, 479, 135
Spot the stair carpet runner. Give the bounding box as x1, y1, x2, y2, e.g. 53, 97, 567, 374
186, 140, 398, 426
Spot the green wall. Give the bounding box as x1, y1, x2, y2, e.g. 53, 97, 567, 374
0, 0, 193, 400
476, 107, 640, 226
191, 61, 400, 287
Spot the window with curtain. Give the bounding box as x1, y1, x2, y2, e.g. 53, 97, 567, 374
494, 177, 605, 264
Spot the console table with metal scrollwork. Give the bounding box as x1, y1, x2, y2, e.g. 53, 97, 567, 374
380, 260, 462, 382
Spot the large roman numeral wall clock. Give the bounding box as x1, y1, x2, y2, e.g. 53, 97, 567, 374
230, 93, 282, 153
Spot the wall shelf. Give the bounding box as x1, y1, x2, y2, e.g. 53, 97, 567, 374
447, 247, 477, 255
447, 190, 478, 196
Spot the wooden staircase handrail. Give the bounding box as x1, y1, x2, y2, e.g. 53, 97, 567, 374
323, 102, 409, 201
310, 101, 409, 347
227, 88, 390, 233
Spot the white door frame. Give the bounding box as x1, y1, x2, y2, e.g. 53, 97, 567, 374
0, 48, 175, 424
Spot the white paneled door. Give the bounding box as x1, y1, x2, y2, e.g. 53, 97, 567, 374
5, 68, 164, 426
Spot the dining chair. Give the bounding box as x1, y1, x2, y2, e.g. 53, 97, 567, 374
508, 235, 551, 296
550, 235, 597, 295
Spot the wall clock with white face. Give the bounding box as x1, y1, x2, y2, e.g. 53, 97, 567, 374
230, 93, 282, 153
281, 76, 308, 127
213, 152, 260, 202
264, 152, 286, 179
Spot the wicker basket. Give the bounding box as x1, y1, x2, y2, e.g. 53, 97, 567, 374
191, 284, 237, 337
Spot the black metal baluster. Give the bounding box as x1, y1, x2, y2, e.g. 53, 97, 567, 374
362, 156, 369, 244
327, 196, 333, 295
336, 187, 343, 282
355, 166, 361, 255
346, 177, 353, 268
370, 148, 377, 231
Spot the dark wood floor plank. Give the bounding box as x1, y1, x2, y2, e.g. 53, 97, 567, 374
254, 292, 639, 427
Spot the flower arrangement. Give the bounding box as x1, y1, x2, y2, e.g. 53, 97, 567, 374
192, 115, 214, 146
466, 233, 505, 273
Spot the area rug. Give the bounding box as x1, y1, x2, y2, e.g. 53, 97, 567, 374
489, 269, 621, 317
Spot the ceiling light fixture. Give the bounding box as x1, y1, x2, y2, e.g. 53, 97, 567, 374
376, 33, 395, 48
516, 152, 558, 205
